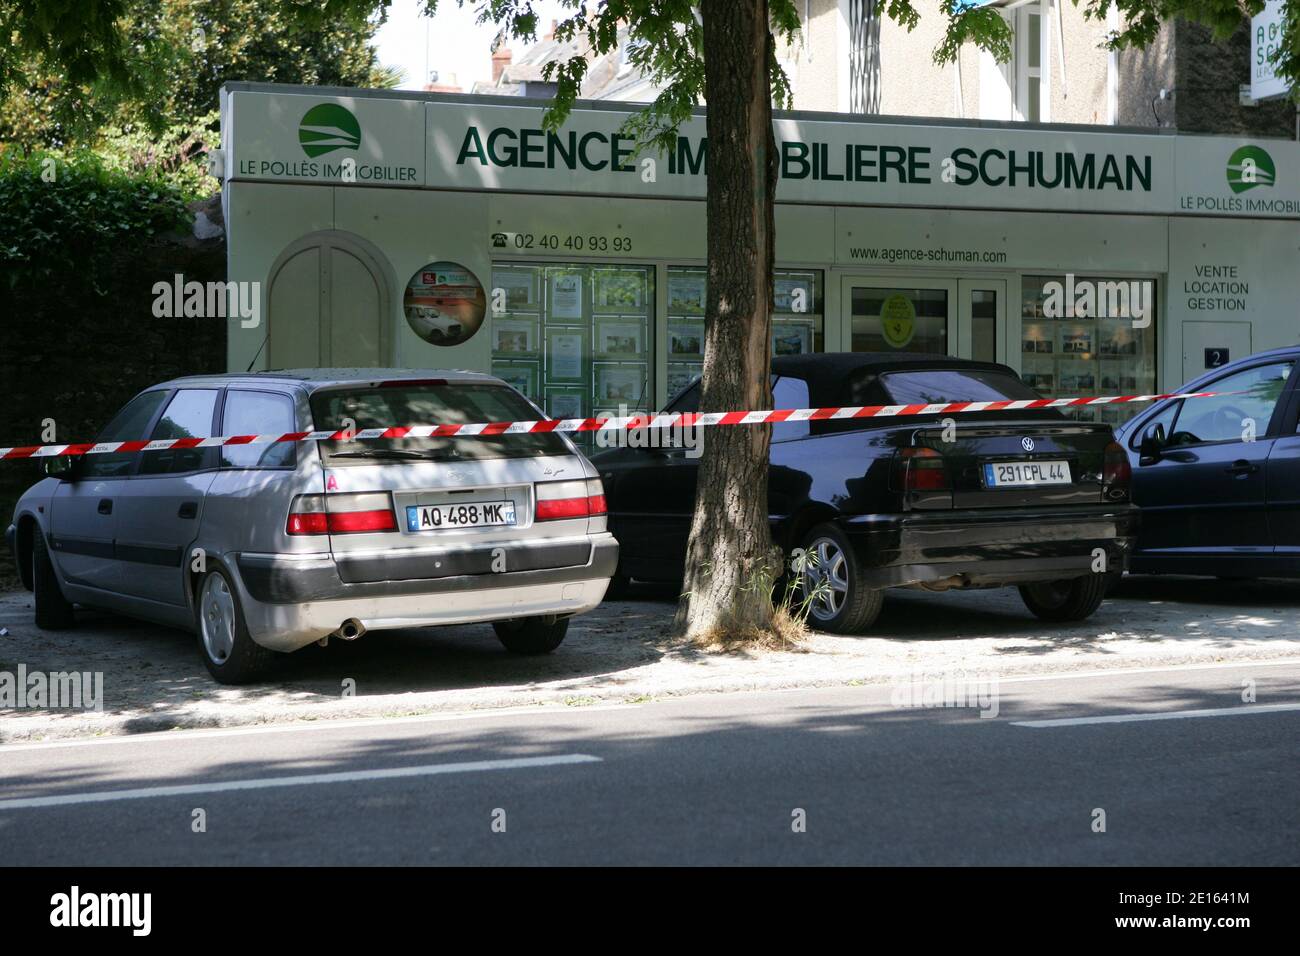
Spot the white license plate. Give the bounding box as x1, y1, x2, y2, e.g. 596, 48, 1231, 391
406, 501, 516, 531
983, 460, 1071, 488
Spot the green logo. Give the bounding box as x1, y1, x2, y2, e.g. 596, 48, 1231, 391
298, 103, 361, 158
1226, 145, 1275, 193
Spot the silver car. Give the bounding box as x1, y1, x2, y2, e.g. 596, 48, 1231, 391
6, 370, 618, 683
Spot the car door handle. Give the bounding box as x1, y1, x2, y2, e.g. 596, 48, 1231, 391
177, 501, 198, 519
97, 498, 113, 515
1225, 460, 1259, 476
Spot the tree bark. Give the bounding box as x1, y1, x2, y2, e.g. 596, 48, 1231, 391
673, 0, 780, 639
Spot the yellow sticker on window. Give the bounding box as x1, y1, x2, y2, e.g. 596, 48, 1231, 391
880, 293, 916, 349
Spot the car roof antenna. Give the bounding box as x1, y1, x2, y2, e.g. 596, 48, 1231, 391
245, 333, 269, 373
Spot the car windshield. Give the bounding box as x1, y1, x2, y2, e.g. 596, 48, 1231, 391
878, 368, 1044, 405
310, 381, 569, 463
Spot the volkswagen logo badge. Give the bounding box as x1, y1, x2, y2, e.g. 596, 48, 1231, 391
1021, 437, 1035, 452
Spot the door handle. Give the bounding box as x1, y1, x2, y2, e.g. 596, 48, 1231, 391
1225, 460, 1259, 476
97, 498, 113, 515
178, 501, 198, 519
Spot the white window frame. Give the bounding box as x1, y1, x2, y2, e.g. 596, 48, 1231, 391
1008, 0, 1051, 123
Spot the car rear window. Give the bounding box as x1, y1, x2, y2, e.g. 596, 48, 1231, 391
877, 368, 1044, 405
310, 381, 569, 463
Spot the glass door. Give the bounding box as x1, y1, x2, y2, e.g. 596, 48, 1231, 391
840, 277, 957, 356
958, 278, 1006, 365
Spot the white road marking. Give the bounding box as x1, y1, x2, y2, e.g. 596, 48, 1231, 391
1012, 702, 1300, 728
0, 753, 602, 811
0, 704, 639, 753
965, 658, 1300, 686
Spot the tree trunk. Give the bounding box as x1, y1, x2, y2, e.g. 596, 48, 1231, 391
673, 0, 780, 640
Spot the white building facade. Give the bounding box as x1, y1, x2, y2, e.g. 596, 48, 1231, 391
220, 83, 1300, 428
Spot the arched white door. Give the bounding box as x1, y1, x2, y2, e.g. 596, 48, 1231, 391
266, 232, 391, 368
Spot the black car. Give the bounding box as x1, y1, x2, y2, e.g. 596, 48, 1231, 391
1114, 345, 1300, 578
594, 353, 1138, 632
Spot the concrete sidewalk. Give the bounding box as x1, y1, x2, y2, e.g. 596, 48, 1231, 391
2, 575, 1299, 742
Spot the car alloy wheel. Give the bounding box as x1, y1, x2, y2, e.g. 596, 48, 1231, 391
803, 535, 850, 623
200, 572, 237, 664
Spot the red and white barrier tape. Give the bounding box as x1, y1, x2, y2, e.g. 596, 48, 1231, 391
0, 390, 1220, 461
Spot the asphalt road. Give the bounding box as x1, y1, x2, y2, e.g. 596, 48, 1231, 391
1, 659, 1296, 865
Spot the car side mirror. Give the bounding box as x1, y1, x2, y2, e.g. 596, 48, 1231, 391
1139, 422, 1166, 464
42, 456, 77, 481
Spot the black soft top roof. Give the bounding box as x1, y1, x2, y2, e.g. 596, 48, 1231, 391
771, 353, 1016, 408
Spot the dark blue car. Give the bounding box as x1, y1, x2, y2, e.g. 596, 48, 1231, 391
1115, 345, 1300, 578
594, 353, 1138, 633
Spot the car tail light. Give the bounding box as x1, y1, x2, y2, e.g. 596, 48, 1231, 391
1102, 441, 1131, 498
535, 479, 607, 521
286, 492, 397, 535
895, 447, 950, 492
585, 478, 608, 516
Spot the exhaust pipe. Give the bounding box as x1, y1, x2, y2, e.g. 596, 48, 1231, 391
336, 619, 365, 641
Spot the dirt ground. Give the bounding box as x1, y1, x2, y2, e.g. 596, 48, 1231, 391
2, 575, 1299, 742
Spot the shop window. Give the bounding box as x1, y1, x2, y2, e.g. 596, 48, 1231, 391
1020, 274, 1158, 427
490, 262, 654, 448
666, 267, 824, 397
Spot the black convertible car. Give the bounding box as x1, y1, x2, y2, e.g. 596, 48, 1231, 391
593, 353, 1138, 632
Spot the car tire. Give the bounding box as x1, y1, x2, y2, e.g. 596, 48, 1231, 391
195, 567, 274, 684
797, 524, 883, 634
1018, 574, 1109, 622
493, 616, 569, 655
32, 531, 74, 630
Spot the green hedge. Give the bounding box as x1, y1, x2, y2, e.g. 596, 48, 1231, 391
0, 149, 225, 587
1, 149, 190, 292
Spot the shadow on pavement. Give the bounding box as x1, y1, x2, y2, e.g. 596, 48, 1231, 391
2, 669, 1298, 865
2, 571, 1299, 737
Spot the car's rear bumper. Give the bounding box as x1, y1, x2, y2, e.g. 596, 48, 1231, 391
228, 533, 619, 652
841, 504, 1139, 589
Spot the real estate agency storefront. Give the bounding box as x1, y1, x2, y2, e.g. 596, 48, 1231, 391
219, 82, 1300, 429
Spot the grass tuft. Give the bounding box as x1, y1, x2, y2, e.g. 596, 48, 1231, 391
691, 605, 811, 653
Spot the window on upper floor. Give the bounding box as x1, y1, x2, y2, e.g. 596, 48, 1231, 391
1014, 1, 1046, 122
978, 0, 1051, 123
